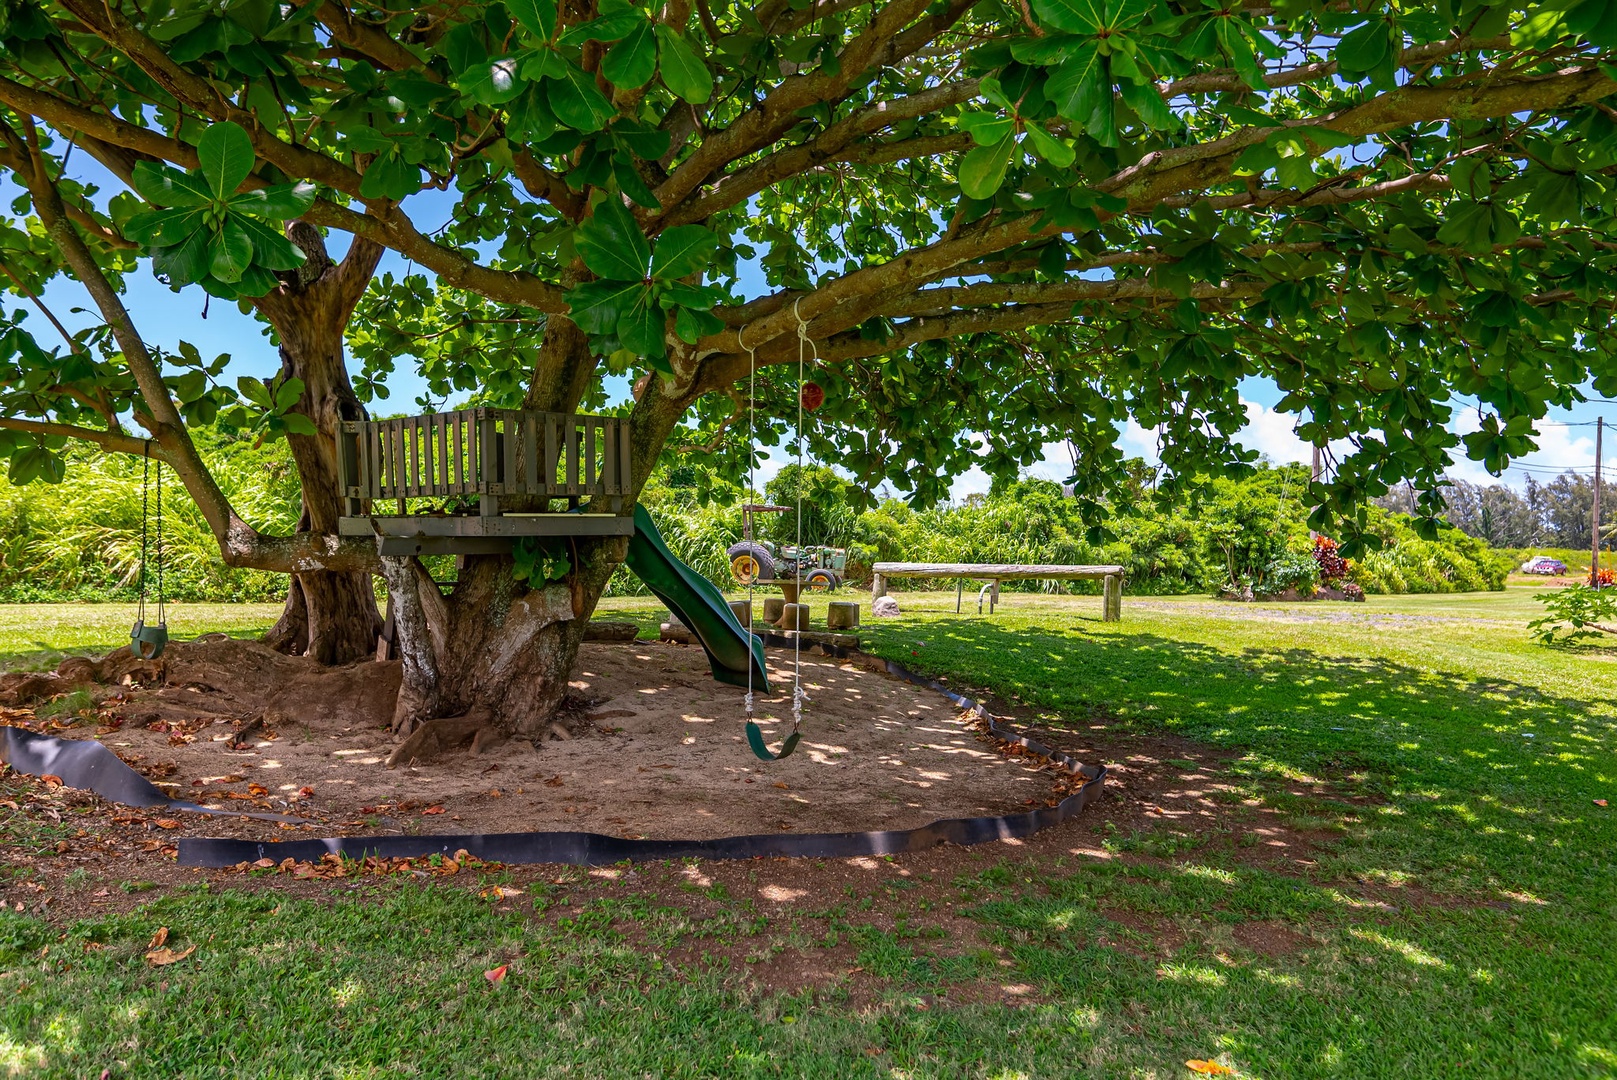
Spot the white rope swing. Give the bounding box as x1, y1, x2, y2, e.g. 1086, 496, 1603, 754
734, 303, 814, 760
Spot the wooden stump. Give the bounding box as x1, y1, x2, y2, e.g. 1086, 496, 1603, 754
1103, 574, 1122, 622
762, 597, 787, 625
728, 600, 752, 628
827, 601, 860, 630
781, 603, 812, 631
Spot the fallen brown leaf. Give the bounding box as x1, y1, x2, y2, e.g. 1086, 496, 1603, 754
485, 964, 508, 986
147, 927, 168, 950
422, 805, 445, 815
145, 944, 197, 967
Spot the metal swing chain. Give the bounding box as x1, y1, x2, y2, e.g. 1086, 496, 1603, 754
154, 448, 165, 626
137, 444, 150, 627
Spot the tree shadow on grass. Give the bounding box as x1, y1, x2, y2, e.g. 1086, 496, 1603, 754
867, 616, 1617, 901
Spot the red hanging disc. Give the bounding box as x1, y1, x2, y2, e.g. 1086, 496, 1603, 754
800, 382, 825, 411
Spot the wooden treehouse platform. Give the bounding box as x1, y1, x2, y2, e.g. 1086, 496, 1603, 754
336, 407, 634, 556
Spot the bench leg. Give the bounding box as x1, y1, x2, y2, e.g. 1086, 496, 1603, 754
1103, 574, 1122, 622
872, 572, 887, 601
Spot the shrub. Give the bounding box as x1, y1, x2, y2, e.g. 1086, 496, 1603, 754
1257, 552, 1321, 596
1528, 584, 1617, 644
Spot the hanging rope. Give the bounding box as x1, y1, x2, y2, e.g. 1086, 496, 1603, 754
131, 442, 169, 660
739, 323, 759, 728
789, 299, 812, 735
735, 312, 810, 762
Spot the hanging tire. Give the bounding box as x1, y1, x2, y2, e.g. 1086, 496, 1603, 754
804, 569, 837, 593
727, 543, 776, 584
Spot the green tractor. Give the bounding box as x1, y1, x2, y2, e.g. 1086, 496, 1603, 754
727, 503, 847, 592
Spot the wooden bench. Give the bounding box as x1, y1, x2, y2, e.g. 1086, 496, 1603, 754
871, 562, 1125, 621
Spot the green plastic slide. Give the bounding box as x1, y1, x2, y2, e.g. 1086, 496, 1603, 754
625, 505, 771, 694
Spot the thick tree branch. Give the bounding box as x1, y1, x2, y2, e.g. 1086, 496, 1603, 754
651, 0, 975, 215
657, 80, 980, 228
699, 63, 1617, 365
0, 415, 156, 459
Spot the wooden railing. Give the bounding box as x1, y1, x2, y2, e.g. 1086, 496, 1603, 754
336, 408, 634, 518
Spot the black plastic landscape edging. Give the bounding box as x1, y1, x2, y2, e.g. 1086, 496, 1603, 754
0, 725, 303, 823
1, 649, 1106, 869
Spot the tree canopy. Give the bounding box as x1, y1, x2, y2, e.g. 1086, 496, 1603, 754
1, 0, 1616, 561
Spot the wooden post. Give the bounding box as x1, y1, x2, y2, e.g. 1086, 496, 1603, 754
955, 579, 963, 613
1103, 573, 1122, 622
1594, 416, 1604, 586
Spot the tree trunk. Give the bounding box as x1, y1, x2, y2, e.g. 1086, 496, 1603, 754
382, 536, 626, 738
253, 230, 385, 665
379, 322, 695, 738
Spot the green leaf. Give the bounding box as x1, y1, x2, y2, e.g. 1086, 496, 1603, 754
458, 55, 526, 105
650, 225, 719, 281
197, 122, 256, 198
208, 218, 254, 282
656, 26, 712, 103
1030, 0, 1107, 34
228, 182, 317, 219
238, 375, 274, 408
1434, 202, 1495, 254
151, 226, 213, 284
612, 152, 661, 209
131, 162, 214, 207
1045, 44, 1107, 126
616, 286, 666, 357
1117, 79, 1174, 131
544, 57, 616, 132
1335, 21, 1391, 79
565, 278, 649, 334
959, 130, 1019, 199
559, 11, 645, 44
233, 216, 309, 271
507, 0, 557, 40
1527, 170, 1583, 222
7, 447, 64, 485
280, 412, 318, 436
273, 376, 305, 412
673, 304, 724, 343
124, 205, 209, 246
1023, 122, 1076, 168
359, 147, 421, 200
958, 113, 1015, 147
576, 198, 651, 280
602, 18, 657, 88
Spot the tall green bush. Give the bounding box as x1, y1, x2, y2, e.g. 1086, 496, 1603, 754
0, 434, 300, 603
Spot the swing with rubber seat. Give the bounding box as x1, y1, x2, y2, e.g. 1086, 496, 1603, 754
736, 301, 826, 762
129, 444, 168, 661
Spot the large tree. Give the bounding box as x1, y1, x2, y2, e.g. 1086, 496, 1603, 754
2, 0, 1616, 736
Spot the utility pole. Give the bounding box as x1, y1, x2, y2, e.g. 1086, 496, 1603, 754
1310, 444, 1322, 540
1594, 417, 1604, 585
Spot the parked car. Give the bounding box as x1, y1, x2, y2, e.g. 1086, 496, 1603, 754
1520, 556, 1568, 575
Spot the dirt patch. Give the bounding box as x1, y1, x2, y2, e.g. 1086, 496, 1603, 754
1, 636, 1065, 846
1230, 920, 1314, 957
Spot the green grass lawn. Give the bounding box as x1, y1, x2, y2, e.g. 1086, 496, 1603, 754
3, 588, 1615, 1078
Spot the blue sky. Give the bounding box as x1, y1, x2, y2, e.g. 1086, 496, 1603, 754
7, 158, 1614, 501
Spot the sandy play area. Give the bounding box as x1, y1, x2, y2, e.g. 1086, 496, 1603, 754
1, 636, 1065, 843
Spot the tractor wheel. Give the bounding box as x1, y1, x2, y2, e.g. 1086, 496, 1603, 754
726, 543, 776, 585
804, 569, 838, 593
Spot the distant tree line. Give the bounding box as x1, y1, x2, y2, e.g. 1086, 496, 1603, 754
1375, 473, 1612, 551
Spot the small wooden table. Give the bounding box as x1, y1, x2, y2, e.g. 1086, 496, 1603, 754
871, 562, 1125, 621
